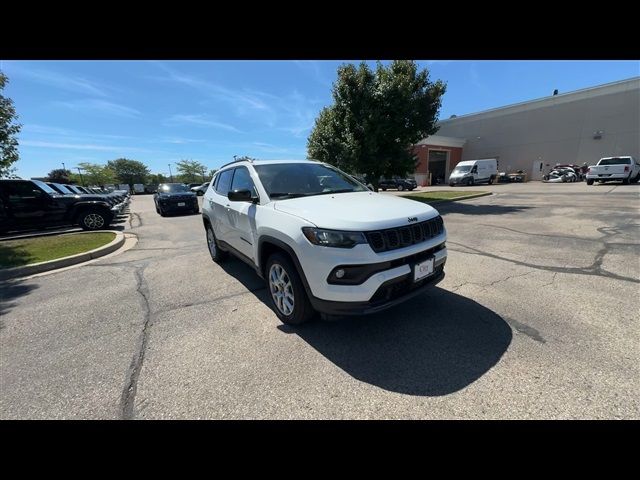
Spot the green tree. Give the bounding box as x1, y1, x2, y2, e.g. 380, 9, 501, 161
77, 162, 118, 186
176, 159, 208, 183
307, 60, 446, 189
148, 173, 168, 184
46, 168, 73, 183
106, 158, 150, 185
1, 71, 22, 178
208, 169, 217, 180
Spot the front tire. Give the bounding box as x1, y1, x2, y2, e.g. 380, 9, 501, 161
586, 179, 594, 185
266, 253, 315, 325
397, 184, 404, 191
468, 178, 475, 186
77, 208, 110, 231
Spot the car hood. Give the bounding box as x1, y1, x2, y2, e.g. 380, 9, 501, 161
273, 191, 439, 230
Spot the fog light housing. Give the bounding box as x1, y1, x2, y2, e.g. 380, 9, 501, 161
335, 269, 345, 279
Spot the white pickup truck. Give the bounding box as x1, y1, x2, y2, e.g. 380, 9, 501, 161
586, 156, 640, 185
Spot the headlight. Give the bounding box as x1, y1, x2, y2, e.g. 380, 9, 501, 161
301, 227, 367, 248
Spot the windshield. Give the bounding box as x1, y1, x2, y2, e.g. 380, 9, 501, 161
253, 163, 368, 199
453, 165, 472, 173
52, 183, 73, 194
158, 183, 190, 193
599, 158, 631, 165
65, 185, 83, 194
31, 180, 57, 194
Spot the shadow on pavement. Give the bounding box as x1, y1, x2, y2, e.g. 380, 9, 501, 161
0, 280, 39, 325
278, 287, 512, 396
438, 203, 532, 216
221, 256, 512, 396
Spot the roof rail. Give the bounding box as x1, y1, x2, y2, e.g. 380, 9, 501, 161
218, 156, 255, 170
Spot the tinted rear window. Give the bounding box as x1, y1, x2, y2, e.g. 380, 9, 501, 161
599, 158, 631, 165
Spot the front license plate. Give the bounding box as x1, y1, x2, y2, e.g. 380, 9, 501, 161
177, 202, 186, 206
414, 257, 434, 282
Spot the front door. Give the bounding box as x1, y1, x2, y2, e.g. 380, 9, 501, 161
226, 166, 258, 260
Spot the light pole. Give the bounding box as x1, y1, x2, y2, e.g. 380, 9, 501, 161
76, 167, 85, 186
168, 164, 174, 183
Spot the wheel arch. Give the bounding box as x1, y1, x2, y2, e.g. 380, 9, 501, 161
257, 235, 313, 298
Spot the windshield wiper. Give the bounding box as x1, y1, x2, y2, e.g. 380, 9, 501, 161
269, 192, 311, 199
317, 188, 355, 195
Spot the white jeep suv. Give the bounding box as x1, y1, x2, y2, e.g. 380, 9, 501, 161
202, 159, 447, 325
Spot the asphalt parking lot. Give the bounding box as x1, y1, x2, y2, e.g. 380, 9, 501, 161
1, 182, 638, 419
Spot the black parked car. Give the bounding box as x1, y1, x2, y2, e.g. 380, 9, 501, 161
378, 177, 417, 191
0, 179, 119, 233
153, 183, 199, 216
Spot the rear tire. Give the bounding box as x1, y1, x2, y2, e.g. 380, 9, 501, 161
586, 179, 594, 185
398, 184, 404, 191
488, 176, 494, 185
622, 176, 630, 185
266, 253, 315, 325
77, 208, 110, 231
381, 187, 387, 191
206, 223, 228, 263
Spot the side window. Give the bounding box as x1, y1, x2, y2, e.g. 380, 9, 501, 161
230, 167, 257, 195
215, 169, 234, 196
8, 182, 38, 198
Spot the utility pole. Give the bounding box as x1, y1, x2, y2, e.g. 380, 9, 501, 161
168, 164, 174, 183
62, 162, 66, 172
77, 167, 85, 186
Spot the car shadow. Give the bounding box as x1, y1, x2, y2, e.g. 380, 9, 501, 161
0, 280, 39, 327
437, 203, 532, 216
221, 257, 512, 396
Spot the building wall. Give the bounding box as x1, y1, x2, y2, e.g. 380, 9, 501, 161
412, 144, 463, 185
434, 78, 640, 179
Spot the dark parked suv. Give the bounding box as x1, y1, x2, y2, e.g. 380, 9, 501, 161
0, 179, 119, 234
378, 177, 417, 191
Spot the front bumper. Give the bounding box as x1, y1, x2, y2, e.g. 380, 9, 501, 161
298, 234, 447, 305
159, 201, 199, 213
309, 266, 445, 315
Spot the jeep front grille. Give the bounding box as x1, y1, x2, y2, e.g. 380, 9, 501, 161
365, 216, 444, 253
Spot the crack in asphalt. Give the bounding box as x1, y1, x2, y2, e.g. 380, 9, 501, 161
120, 264, 152, 420
153, 286, 268, 318
449, 270, 536, 292
448, 239, 640, 285
129, 212, 143, 229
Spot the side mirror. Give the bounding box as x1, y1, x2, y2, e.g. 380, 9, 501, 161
228, 189, 257, 203
32, 189, 43, 196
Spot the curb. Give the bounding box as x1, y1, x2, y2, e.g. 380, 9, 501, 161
404, 191, 493, 204
0, 231, 125, 281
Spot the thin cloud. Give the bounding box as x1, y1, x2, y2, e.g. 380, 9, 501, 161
293, 60, 333, 87
151, 62, 271, 112
3, 62, 109, 97
53, 99, 141, 118
21, 140, 155, 154
165, 114, 244, 133
22, 124, 136, 141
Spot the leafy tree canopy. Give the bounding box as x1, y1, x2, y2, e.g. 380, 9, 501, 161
307, 60, 446, 188
0, 71, 22, 178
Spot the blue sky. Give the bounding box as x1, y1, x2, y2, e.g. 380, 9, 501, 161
2, 60, 638, 179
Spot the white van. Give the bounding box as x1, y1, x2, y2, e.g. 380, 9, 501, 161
449, 159, 498, 186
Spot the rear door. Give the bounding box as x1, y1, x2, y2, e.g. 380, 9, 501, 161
208, 168, 235, 243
